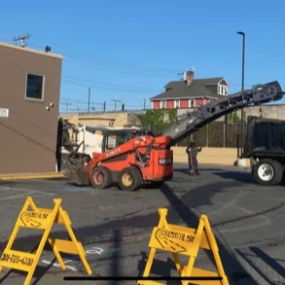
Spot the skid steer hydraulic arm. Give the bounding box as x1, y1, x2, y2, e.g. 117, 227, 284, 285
165, 81, 284, 146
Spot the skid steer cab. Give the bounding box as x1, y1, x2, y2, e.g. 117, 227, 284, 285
65, 133, 173, 191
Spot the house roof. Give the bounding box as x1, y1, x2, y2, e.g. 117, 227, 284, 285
151, 77, 227, 100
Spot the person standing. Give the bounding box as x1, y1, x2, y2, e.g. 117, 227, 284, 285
186, 141, 202, 175
186, 142, 193, 173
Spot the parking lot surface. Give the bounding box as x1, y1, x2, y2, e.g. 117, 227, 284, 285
0, 164, 285, 285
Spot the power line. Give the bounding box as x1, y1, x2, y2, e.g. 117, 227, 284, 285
61, 102, 72, 113
111, 99, 122, 111
27, 36, 181, 77
62, 79, 157, 95
62, 74, 158, 93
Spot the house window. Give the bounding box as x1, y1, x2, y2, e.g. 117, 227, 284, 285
174, 99, 180, 108
188, 99, 195, 108
160, 100, 166, 109
218, 84, 228, 96
26, 74, 44, 100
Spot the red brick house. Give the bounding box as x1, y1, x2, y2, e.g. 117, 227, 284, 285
151, 71, 228, 110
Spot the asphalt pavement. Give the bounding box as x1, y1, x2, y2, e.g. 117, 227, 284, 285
0, 164, 285, 285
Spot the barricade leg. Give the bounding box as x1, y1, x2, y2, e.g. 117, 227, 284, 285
0, 198, 32, 272
48, 239, 66, 270
202, 216, 229, 285
172, 253, 184, 275
57, 208, 92, 275
23, 199, 62, 285
137, 247, 157, 284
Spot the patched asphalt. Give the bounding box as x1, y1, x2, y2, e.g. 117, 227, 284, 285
0, 164, 285, 285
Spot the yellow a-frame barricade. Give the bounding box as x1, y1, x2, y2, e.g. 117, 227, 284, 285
138, 208, 229, 285
0, 196, 92, 285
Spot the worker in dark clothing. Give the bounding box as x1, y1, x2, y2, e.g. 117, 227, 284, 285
186, 141, 202, 175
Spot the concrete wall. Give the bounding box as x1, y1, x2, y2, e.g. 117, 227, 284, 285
172, 146, 241, 166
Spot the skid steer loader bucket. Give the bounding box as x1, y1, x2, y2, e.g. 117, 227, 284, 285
64, 153, 90, 185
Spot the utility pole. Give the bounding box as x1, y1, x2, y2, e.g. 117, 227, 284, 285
13, 34, 31, 47
111, 99, 121, 111
143, 98, 148, 110
87, 87, 91, 113
62, 102, 72, 113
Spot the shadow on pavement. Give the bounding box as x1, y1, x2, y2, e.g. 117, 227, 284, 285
159, 183, 258, 285
250, 246, 285, 280
31, 258, 56, 285
236, 247, 285, 285
213, 170, 255, 184
109, 230, 122, 285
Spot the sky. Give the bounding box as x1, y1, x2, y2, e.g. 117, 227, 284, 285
1, 0, 285, 112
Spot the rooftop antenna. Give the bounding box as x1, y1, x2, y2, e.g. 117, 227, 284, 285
177, 67, 196, 80
13, 33, 31, 47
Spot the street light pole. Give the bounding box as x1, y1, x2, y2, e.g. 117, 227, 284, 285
237, 31, 246, 158
237, 31, 245, 108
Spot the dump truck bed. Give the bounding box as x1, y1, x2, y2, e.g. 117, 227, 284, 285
242, 116, 285, 158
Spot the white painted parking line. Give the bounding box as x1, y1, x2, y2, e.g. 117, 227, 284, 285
0, 191, 37, 201
0, 187, 16, 192
0, 191, 55, 201
41, 259, 77, 272
0, 186, 47, 192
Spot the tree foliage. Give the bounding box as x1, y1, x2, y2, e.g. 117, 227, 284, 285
138, 109, 177, 135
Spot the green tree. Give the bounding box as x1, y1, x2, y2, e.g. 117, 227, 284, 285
138, 109, 177, 135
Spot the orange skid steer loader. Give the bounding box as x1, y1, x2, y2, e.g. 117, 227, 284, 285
65, 134, 173, 191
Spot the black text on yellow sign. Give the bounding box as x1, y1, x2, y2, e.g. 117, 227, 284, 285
138, 208, 230, 285
0, 196, 92, 285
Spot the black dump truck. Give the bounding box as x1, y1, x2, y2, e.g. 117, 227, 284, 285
242, 116, 285, 185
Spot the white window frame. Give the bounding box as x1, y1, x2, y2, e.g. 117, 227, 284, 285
25, 73, 45, 102
218, 84, 228, 96
174, 99, 180, 108
160, 100, 166, 109
188, 99, 195, 108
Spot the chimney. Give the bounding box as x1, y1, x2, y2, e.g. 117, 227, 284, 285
185, 70, 194, 86
45, 45, 52, 53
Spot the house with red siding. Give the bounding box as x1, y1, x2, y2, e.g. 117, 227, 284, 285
150, 71, 228, 110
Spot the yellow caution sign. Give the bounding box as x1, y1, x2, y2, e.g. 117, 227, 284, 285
0, 196, 92, 285
138, 208, 229, 285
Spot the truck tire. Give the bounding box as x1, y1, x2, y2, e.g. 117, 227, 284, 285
90, 166, 112, 189
253, 159, 283, 186
118, 167, 142, 191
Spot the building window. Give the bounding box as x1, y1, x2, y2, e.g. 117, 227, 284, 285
26, 74, 44, 100
160, 100, 166, 109
188, 99, 195, 108
218, 84, 228, 96
174, 99, 180, 108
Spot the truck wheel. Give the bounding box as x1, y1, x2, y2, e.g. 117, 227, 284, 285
119, 167, 142, 191
90, 166, 112, 189
253, 159, 283, 186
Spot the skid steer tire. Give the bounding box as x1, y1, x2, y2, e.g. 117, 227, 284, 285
90, 166, 112, 189
118, 167, 142, 191
253, 159, 283, 186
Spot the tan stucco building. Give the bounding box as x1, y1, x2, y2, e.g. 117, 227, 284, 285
0, 42, 62, 174
61, 112, 142, 128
